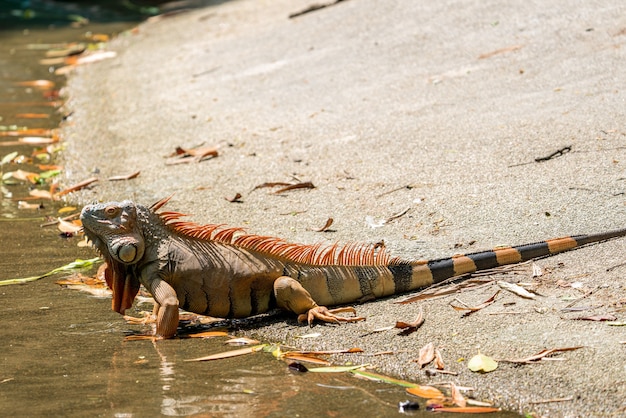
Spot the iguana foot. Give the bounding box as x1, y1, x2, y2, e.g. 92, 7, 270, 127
298, 306, 366, 326
123, 311, 156, 325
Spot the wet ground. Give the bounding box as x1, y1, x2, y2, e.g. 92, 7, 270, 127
0, 2, 504, 417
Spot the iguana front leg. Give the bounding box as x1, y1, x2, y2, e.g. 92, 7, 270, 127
273, 276, 365, 325
144, 277, 179, 338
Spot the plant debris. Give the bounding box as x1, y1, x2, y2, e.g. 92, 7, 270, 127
107, 171, 140, 181
166, 145, 218, 164
468, 352, 498, 372
450, 290, 500, 316
500, 346, 583, 364
308, 217, 334, 232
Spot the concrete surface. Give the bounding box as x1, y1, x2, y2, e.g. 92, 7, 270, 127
61, 0, 626, 415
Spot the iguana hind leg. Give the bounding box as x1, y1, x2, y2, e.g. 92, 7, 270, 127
273, 276, 365, 326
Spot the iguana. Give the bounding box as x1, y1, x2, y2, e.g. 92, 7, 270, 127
80, 197, 626, 339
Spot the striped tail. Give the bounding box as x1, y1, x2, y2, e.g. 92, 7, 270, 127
406, 228, 626, 289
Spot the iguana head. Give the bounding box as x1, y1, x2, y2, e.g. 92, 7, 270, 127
81, 200, 145, 314
80, 200, 145, 264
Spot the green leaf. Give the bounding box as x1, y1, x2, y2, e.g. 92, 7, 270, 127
39, 170, 61, 179
0, 257, 102, 286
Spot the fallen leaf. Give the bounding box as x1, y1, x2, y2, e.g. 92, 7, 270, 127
252, 181, 292, 191
478, 44, 523, 59
467, 353, 498, 372
497, 281, 536, 299
29, 189, 54, 199
308, 217, 334, 232
501, 346, 583, 364
416, 342, 435, 368
291, 348, 363, 355
107, 171, 140, 181
185, 344, 266, 361
17, 201, 43, 210
450, 382, 467, 407
282, 353, 331, 366
434, 348, 445, 370
55, 177, 98, 196
431, 406, 501, 413
307, 364, 368, 373
186, 331, 229, 338
450, 290, 500, 316
406, 385, 444, 399
15, 113, 50, 119
351, 370, 418, 387
395, 306, 425, 330
166, 145, 218, 164
224, 193, 243, 203
15, 79, 55, 89
5, 169, 40, 183
273, 181, 315, 194
57, 218, 82, 234
1, 151, 18, 165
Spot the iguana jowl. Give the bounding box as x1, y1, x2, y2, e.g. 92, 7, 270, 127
80, 197, 626, 339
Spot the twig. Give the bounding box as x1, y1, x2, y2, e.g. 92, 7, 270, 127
508, 145, 572, 168
40, 211, 80, 227
534, 145, 572, 162
564, 286, 599, 308
528, 396, 574, 404
289, 0, 349, 18
376, 185, 413, 198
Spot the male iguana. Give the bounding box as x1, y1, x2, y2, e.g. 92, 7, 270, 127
80, 197, 626, 338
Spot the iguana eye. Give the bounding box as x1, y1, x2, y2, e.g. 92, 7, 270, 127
104, 205, 120, 217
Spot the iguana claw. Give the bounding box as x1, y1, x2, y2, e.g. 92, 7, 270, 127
298, 306, 366, 326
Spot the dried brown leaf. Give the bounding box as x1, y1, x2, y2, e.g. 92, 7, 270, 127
478, 44, 523, 59
308, 217, 334, 232
224, 193, 243, 203
450, 290, 500, 316
416, 342, 435, 368
450, 382, 467, 408
273, 181, 316, 194
395, 306, 425, 330
502, 346, 584, 364
252, 181, 292, 191
55, 177, 98, 197
107, 171, 140, 181
434, 348, 445, 370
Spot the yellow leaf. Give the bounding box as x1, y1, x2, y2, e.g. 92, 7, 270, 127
468, 353, 498, 372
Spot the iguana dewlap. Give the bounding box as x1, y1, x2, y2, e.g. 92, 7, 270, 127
80, 198, 626, 339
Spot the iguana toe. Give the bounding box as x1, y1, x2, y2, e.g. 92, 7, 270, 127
298, 306, 366, 326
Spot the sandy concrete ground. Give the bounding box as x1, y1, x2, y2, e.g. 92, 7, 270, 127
61, 0, 626, 415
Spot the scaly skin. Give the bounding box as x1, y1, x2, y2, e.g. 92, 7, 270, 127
80, 198, 626, 338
